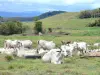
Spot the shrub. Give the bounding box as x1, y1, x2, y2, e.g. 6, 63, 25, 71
8, 65, 14, 69
87, 19, 100, 27
48, 28, 52, 33
5, 55, 13, 62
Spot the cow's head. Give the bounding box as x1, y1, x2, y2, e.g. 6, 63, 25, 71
59, 46, 68, 56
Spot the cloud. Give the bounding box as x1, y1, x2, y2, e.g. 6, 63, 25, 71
0, 0, 100, 12
92, 3, 100, 8
64, 0, 95, 5
0, 0, 96, 5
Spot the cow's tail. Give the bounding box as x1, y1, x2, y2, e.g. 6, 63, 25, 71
4, 40, 6, 49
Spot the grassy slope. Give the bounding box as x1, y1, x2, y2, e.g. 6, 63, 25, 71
23, 12, 100, 36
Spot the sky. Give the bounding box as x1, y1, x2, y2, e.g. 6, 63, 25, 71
0, 0, 100, 12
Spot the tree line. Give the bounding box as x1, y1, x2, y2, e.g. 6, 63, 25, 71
0, 19, 28, 35
79, 8, 100, 19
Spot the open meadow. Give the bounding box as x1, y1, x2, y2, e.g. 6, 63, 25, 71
0, 12, 100, 75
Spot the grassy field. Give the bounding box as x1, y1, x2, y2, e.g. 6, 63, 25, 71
0, 54, 100, 75
0, 12, 100, 75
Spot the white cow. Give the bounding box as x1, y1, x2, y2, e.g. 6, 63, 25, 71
38, 40, 55, 50
4, 40, 21, 50
73, 42, 88, 55
3, 48, 17, 55
16, 49, 38, 57
38, 48, 48, 56
61, 44, 78, 57
18, 40, 33, 49
42, 48, 68, 64
0, 48, 6, 54
94, 43, 100, 47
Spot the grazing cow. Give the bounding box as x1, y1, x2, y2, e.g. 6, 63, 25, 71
73, 42, 88, 55
18, 40, 33, 49
42, 48, 68, 64
4, 40, 22, 50
38, 40, 55, 50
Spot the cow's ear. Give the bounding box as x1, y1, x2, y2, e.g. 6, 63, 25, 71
58, 47, 62, 51
61, 41, 63, 45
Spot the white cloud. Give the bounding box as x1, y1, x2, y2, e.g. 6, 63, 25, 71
0, 0, 100, 12
92, 3, 100, 8
0, 0, 95, 5
64, 0, 95, 5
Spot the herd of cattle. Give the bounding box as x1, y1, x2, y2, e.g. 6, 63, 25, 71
0, 39, 100, 64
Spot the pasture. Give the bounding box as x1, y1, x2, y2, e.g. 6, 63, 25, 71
0, 12, 100, 75
0, 54, 100, 75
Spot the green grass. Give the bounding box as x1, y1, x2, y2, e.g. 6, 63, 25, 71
0, 54, 100, 75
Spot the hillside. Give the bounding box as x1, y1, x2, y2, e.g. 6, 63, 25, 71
24, 12, 98, 28
23, 12, 100, 37
40, 12, 98, 28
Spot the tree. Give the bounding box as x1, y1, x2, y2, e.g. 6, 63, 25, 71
34, 21, 43, 34
79, 10, 91, 19
79, 8, 100, 19
33, 16, 39, 21
0, 16, 3, 23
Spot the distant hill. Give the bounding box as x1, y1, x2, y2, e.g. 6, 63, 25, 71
37, 11, 66, 19
1, 11, 66, 22
4, 17, 34, 22
0, 11, 41, 17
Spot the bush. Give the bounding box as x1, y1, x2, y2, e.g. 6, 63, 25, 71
0, 20, 28, 35
5, 55, 13, 62
87, 19, 100, 27
48, 28, 52, 33
8, 65, 14, 69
